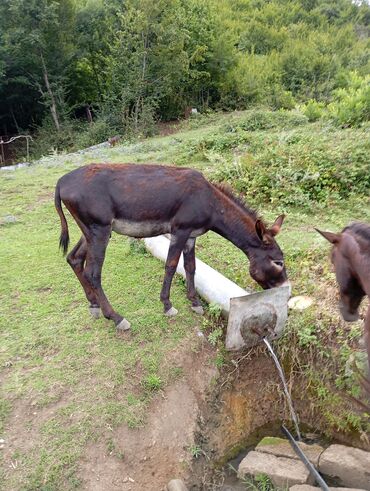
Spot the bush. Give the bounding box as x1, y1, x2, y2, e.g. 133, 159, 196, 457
327, 72, 370, 127
211, 127, 370, 207
303, 100, 325, 122
266, 86, 296, 110
223, 109, 308, 132
30, 118, 79, 159
74, 118, 117, 149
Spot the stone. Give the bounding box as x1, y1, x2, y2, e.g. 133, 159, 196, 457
167, 479, 188, 491
0, 162, 30, 171
288, 296, 314, 310
319, 444, 370, 491
3, 215, 17, 223
238, 451, 314, 488
255, 437, 324, 466
290, 485, 367, 491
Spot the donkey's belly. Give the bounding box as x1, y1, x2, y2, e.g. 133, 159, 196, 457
112, 219, 171, 238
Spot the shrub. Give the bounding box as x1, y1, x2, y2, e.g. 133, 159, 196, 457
223, 109, 308, 133
211, 127, 370, 207
74, 118, 117, 148
328, 72, 370, 127
303, 100, 325, 122
30, 118, 78, 159
266, 86, 296, 110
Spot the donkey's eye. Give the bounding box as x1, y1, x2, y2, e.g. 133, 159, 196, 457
272, 260, 284, 268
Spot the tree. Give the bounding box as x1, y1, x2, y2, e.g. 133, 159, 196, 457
0, 0, 75, 132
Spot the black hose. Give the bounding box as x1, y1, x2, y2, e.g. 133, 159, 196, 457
281, 425, 330, 491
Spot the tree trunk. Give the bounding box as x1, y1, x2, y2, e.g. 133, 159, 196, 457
90, 50, 103, 102
86, 106, 93, 123
40, 53, 60, 131
10, 107, 21, 133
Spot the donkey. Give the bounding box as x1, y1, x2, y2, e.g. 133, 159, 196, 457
55, 163, 288, 330
316, 223, 370, 370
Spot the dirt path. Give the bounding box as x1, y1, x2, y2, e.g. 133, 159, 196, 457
78, 341, 217, 491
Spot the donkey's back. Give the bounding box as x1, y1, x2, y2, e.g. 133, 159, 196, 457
57, 163, 213, 238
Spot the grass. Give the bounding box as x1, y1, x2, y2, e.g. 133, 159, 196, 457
0, 163, 204, 489
1, 108, 369, 489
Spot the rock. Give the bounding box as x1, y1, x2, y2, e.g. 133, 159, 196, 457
319, 444, 370, 491
0, 162, 30, 171
2, 215, 17, 224
167, 479, 188, 491
238, 451, 314, 488
255, 437, 324, 466
290, 485, 367, 491
288, 296, 313, 310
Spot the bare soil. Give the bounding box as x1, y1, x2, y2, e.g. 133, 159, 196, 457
2, 330, 368, 490
78, 339, 218, 491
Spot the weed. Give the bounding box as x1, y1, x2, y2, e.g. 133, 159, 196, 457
128, 238, 149, 255
241, 473, 277, 491
188, 444, 203, 459
208, 303, 222, 320
208, 327, 223, 347
214, 350, 226, 368
142, 374, 163, 392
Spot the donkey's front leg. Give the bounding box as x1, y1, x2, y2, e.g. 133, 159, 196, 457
364, 305, 370, 374
183, 238, 203, 315
160, 232, 189, 316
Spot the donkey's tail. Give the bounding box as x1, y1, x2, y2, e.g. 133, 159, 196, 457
54, 181, 69, 256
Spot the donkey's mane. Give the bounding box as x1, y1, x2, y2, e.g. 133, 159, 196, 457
213, 183, 260, 222
344, 222, 370, 244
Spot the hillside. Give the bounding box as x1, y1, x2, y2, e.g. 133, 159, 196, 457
0, 109, 369, 490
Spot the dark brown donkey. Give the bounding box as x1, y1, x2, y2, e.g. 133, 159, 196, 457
55, 163, 288, 330
316, 223, 370, 370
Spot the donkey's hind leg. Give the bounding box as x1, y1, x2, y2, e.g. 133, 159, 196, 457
67, 236, 101, 318
84, 225, 130, 331
183, 238, 204, 315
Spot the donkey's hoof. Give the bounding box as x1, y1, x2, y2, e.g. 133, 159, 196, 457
165, 307, 178, 317
89, 306, 101, 319
116, 318, 131, 331
191, 305, 204, 315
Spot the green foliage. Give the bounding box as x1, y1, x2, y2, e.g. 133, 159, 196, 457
30, 118, 79, 158
303, 100, 325, 122
142, 374, 163, 392
188, 444, 203, 458
224, 110, 308, 132
1, 0, 369, 158
328, 72, 370, 127
208, 327, 223, 347
212, 119, 370, 207
74, 119, 117, 149
242, 473, 276, 491
208, 303, 222, 320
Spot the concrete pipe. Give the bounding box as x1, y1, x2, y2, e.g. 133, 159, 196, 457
144, 235, 290, 351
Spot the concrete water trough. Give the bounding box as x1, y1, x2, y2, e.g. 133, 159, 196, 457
144, 235, 291, 352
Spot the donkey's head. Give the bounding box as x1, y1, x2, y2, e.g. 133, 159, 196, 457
248, 215, 289, 291
315, 228, 365, 322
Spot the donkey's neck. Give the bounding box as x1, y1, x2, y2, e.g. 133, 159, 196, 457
210, 189, 259, 255
345, 233, 370, 295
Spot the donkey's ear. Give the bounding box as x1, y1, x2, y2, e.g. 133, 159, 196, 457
255, 219, 268, 242
270, 214, 285, 236
315, 228, 341, 244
